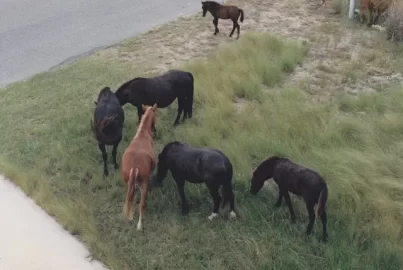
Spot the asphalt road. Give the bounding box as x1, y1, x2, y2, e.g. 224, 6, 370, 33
0, 0, 201, 88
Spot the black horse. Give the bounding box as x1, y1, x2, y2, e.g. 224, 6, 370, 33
91, 87, 125, 177
155, 141, 237, 220
250, 156, 329, 242
114, 69, 194, 128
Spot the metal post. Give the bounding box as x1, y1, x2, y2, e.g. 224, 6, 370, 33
349, 0, 356, 19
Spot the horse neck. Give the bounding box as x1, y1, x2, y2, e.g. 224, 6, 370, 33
208, 4, 220, 16
133, 112, 154, 139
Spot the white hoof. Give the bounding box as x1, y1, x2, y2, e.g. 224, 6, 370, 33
208, 212, 218, 221
137, 221, 143, 231
229, 211, 237, 219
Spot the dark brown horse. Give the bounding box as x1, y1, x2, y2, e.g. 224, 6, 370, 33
250, 156, 329, 242
201, 1, 244, 39
121, 104, 157, 231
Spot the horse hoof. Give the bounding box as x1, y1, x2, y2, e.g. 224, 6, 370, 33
208, 212, 218, 221
229, 211, 237, 219
181, 208, 189, 215
114, 163, 119, 170
137, 223, 143, 231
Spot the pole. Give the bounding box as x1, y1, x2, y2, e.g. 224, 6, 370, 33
349, 0, 356, 19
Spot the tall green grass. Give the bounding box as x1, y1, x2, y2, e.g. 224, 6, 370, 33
0, 32, 402, 269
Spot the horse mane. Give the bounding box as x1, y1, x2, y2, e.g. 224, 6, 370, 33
135, 107, 154, 136
204, 1, 221, 7
115, 77, 144, 94
254, 155, 287, 174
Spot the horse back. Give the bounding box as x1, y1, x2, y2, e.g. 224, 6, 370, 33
218, 5, 240, 19
122, 142, 155, 183
273, 160, 325, 196
163, 144, 229, 182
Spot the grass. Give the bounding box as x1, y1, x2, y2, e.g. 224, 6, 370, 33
1, 31, 403, 270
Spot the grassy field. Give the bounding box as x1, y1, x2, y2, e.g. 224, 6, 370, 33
1, 30, 403, 269
2, 0, 403, 268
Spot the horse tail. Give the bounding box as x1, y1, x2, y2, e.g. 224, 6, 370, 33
186, 72, 194, 118
92, 115, 122, 144
239, 8, 244, 23
124, 168, 139, 220
219, 162, 234, 209
316, 185, 328, 218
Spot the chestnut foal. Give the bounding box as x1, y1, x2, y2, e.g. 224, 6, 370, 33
121, 104, 157, 231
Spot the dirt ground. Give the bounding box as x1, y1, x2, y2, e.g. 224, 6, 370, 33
97, 0, 403, 102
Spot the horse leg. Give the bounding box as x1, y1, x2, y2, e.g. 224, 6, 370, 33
275, 189, 283, 207
227, 186, 237, 219
229, 20, 236, 37
283, 191, 296, 223
305, 201, 316, 237
206, 182, 222, 221
173, 97, 185, 127
98, 143, 108, 177
213, 17, 219, 35
112, 143, 119, 170
173, 174, 189, 215
137, 105, 143, 124
320, 210, 328, 242
236, 22, 240, 39
137, 181, 149, 231
367, 10, 373, 27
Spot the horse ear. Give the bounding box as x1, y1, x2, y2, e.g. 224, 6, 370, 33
201, 1, 204, 4
94, 101, 97, 105
152, 103, 157, 111
142, 104, 147, 112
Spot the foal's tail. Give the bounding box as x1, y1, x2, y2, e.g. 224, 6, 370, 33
316, 185, 328, 218
186, 72, 194, 118
239, 8, 244, 23
124, 168, 139, 220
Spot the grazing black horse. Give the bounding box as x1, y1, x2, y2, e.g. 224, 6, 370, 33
91, 87, 125, 177
155, 141, 237, 220
114, 69, 194, 128
250, 156, 329, 242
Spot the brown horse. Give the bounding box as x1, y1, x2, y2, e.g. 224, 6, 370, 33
121, 104, 157, 231
201, 1, 244, 39
360, 0, 393, 26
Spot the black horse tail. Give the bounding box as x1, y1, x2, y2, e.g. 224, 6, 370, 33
316, 185, 328, 218
186, 72, 194, 118
219, 162, 234, 209
239, 8, 244, 23
91, 115, 122, 144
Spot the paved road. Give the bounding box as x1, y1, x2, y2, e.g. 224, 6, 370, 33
0, 0, 201, 88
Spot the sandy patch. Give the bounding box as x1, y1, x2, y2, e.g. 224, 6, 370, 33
95, 0, 402, 101
0, 176, 107, 270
